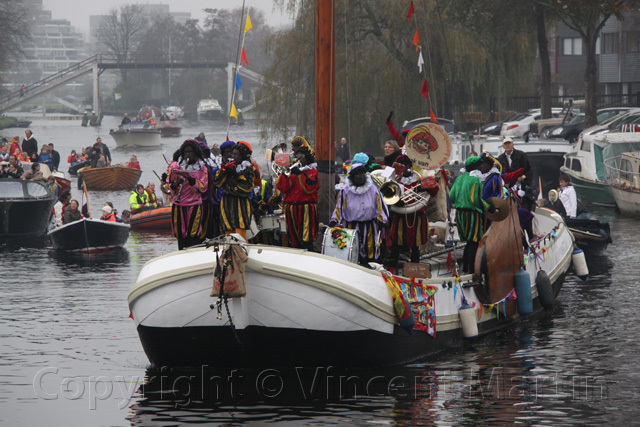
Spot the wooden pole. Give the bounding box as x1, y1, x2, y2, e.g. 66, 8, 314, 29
315, 0, 336, 223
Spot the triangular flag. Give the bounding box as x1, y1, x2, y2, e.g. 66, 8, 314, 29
446, 250, 453, 271
412, 29, 420, 51
430, 107, 439, 124
477, 305, 483, 321
240, 47, 248, 66
244, 13, 252, 33
229, 103, 238, 119
420, 79, 429, 100
235, 74, 243, 91
417, 50, 424, 73
407, 1, 415, 21
537, 176, 543, 200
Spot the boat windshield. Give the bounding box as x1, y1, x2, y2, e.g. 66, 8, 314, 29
26, 182, 50, 197
0, 181, 25, 198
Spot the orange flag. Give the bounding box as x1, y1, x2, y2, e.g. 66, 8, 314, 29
430, 108, 439, 124
412, 29, 420, 51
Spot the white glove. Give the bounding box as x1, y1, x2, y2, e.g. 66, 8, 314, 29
517, 190, 525, 197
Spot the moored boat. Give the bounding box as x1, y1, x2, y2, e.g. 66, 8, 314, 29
566, 217, 612, 256
48, 218, 130, 252
128, 206, 573, 368
129, 207, 172, 231
0, 179, 57, 237
604, 151, 640, 215
78, 165, 142, 191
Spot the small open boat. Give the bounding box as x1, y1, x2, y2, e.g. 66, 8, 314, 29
566, 217, 612, 256
78, 165, 142, 191
129, 207, 172, 231
48, 218, 130, 253
157, 120, 182, 137
0, 179, 57, 237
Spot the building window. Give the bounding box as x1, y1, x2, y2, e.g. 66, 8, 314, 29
602, 32, 619, 54
563, 37, 582, 55
627, 31, 640, 53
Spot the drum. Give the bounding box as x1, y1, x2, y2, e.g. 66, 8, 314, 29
246, 217, 260, 240
321, 227, 359, 264
259, 214, 281, 231
278, 214, 287, 233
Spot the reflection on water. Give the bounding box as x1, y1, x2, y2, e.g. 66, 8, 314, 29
48, 247, 130, 268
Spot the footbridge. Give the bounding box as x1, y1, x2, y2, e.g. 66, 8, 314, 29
0, 54, 263, 116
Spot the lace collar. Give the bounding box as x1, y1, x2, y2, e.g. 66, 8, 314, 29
470, 167, 500, 183
236, 160, 253, 173
399, 173, 419, 185
179, 159, 205, 172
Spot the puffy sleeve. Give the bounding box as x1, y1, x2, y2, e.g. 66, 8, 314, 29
331, 189, 346, 225
276, 173, 291, 195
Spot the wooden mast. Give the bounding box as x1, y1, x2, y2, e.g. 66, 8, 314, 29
315, 0, 336, 222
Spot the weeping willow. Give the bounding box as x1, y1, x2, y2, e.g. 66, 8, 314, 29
258, 0, 538, 155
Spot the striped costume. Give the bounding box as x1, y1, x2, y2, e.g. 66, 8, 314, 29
331, 175, 388, 263
276, 163, 319, 249
214, 160, 255, 237
169, 160, 209, 250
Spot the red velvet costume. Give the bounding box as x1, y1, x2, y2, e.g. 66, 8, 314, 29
276, 166, 319, 248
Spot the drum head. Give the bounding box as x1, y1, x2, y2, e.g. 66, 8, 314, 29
404, 123, 452, 170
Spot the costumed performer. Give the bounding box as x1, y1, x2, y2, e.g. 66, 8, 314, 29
169, 139, 209, 250
385, 155, 438, 268
276, 145, 319, 250
214, 142, 255, 240
330, 161, 388, 266
449, 155, 493, 273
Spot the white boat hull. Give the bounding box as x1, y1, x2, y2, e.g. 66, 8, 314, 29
610, 185, 640, 214
128, 209, 573, 368
109, 129, 162, 147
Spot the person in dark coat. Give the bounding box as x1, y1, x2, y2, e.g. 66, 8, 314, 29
121, 113, 131, 126
335, 137, 350, 163
497, 137, 531, 188
88, 137, 112, 168
48, 143, 60, 171
21, 130, 38, 160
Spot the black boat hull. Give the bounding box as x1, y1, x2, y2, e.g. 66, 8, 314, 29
0, 180, 57, 237
68, 160, 90, 176
48, 218, 130, 252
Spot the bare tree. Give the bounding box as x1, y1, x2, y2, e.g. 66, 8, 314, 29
0, 0, 32, 73
96, 4, 149, 83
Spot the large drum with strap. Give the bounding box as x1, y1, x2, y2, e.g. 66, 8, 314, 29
321, 227, 359, 264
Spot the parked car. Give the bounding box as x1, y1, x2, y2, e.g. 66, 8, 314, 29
500, 111, 560, 139
481, 120, 505, 135
401, 117, 456, 136
546, 108, 632, 143
577, 108, 640, 142
530, 102, 583, 138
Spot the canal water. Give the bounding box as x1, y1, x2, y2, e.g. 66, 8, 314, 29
1, 115, 638, 425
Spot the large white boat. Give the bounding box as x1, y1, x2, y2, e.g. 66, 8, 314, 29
128, 206, 574, 368
196, 99, 224, 120
109, 123, 162, 147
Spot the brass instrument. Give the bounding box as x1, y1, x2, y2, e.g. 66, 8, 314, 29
371, 168, 432, 214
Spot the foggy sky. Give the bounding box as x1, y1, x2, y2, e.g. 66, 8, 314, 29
42, 0, 293, 35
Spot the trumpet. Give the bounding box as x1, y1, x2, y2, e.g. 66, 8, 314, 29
371, 169, 432, 214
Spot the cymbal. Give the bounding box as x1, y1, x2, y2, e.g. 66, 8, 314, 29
485, 197, 510, 222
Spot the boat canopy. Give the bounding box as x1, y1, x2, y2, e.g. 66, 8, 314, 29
0, 180, 51, 199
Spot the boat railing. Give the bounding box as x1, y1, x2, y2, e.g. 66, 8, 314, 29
604, 156, 640, 189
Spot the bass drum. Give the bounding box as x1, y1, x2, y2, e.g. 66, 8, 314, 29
321, 227, 359, 264
245, 217, 260, 240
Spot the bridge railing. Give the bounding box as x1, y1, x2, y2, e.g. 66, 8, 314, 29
0, 54, 101, 105
1, 53, 231, 106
